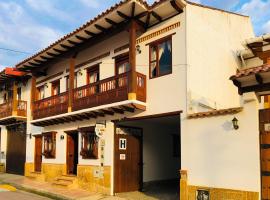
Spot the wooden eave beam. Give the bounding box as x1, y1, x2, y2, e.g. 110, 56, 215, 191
94, 24, 107, 32
53, 48, 65, 54
84, 30, 97, 37
170, 0, 183, 13
101, 109, 114, 115
232, 79, 241, 88
145, 12, 151, 28
33, 59, 43, 64
40, 55, 50, 60
46, 52, 58, 57
28, 62, 40, 67
92, 111, 105, 117
241, 82, 270, 94
255, 73, 263, 84
121, 105, 135, 113
75, 35, 88, 41
60, 44, 72, 50
105, 18, 118, 27
117, 11, 131, 20
152, 11, 162, 22
131, 2, 136, 17
135, 11, 148, 19
112, 107, 124, 114
67, 39, 79, 45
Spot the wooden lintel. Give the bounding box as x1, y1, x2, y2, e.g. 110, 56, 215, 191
255, 73, 263, 85
170, 0, 183, 13
95, 24, 107, 32
75, 35, 88, 41
117, 11, 130, 20
152, 11, 162, 22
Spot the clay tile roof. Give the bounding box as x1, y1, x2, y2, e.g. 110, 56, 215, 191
15, 0, 150, 68
187, 107, 243, 119
230, 64, 270, 80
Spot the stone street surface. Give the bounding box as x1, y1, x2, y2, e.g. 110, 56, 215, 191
0, 184, 51, 200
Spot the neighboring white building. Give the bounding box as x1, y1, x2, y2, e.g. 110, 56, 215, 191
0, 0, 265, 199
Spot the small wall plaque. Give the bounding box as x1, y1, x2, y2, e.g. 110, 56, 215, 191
265, 123, 270, 131
120, 154, 126, 160
119, 138, 127, 150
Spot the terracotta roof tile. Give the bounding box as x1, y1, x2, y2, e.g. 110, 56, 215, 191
230, 64, 270, 80
187, 107, 243, 119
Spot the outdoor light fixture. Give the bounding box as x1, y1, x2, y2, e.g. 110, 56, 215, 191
60, 135, 64, 140
44, 83, 48, 88
77, 69, 83, 76
232, 117, 239, 130
136, 45, 141, 54
27, 133, 32, 139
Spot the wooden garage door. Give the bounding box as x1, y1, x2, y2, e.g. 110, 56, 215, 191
6, 126, 26, 175
260, 109, 270, 200
114, 127, 142, 193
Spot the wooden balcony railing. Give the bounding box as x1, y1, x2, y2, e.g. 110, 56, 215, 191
0, 100, 27, 119
32, 92, 68, 120
32, 72, 146, 120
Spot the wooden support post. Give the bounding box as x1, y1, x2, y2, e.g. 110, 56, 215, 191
31, 75, 36, 110
180, 170, 188, 200
68, 57, 75, 112
12, 81, 18, 116
267, 58, 270, 65
128, 20, 137, 100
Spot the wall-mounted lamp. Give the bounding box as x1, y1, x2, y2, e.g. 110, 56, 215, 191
60, 135, 65, 140
27, 133, 32, 139
136, 45, 141, 54
44, 83, 48, 88
232, 117, 239, 130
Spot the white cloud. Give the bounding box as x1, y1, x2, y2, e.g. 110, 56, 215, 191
26, 0, 73, 22
0, 1, 63, 66
262, 20, 270, 34
238, 0, 270, 22
78, 0, 100, 9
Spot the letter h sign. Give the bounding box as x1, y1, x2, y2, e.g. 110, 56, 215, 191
119, 138, 127, 150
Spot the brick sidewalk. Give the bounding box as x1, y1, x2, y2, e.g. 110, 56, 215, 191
0, 173, 122, 200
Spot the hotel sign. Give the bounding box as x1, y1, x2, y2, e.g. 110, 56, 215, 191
265, 123, 270, 131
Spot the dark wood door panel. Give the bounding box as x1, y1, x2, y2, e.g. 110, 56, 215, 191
35, 136, 42, 172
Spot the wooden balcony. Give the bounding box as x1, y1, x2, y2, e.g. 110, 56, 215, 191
33, 92, 68, 120
0, 100, 27, 125
32, 72, 146, 120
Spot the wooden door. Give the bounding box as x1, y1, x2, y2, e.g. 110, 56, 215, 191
51, 80, 60, 96
114, 127, 142, 193
260, 109, 270, 200
34, 135, 42, 172
6, 126, 26, 175
67, 133, 78, 175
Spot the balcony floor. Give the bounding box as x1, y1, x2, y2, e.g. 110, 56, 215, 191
31, 100, 146, 127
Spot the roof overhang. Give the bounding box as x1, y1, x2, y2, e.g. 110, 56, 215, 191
15, 0, 186, 73
230, 64, 270, 95
0, 67, 29, 85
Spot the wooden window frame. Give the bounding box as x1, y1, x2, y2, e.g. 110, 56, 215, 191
51, 79, 60, 96
149, 35, 172, 79
42, 131, 57, 159
87, 65, 100, 84
36, 85, 45, 100
115, 53, 129, 75
66, 72, 78, 91
79, 126, 99, 159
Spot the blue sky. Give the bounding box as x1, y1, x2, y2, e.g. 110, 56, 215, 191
0, 0, 269, 69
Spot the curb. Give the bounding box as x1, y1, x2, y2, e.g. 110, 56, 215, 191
0, 180, 73, 200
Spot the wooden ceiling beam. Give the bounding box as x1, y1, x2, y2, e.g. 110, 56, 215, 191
53, 48, 65, 54
101, 109, 114, 115
152, 11, 162, 22
75, 35, 88, 41
84, 30, 97, 37
255, 73, 263, 85
121, 105, 135, 113
105, 18, 118, 27
170, 0, 183, 13
112, 107, 124, 114
117, 11, 130, 20
60, 44, 72, 50
95, 24, 107, 32
46, 52, 58, 57
232, 79, 241, 88
67, 39, 79, 45
131, 2, 136, 17
135, 11, 148, 19
40, 55, 50, 60
28, 62, 40, 67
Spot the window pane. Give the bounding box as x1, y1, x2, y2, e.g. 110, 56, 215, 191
158, 40, 172, 75
118, 62, 130, 74
150, 46, 157, 61
150, 62, 157, 78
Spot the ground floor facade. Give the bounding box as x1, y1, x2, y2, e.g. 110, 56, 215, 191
0, 97, 264, 199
